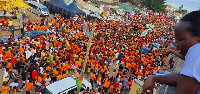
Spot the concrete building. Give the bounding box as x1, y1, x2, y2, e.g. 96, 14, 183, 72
166, 4, 177, 12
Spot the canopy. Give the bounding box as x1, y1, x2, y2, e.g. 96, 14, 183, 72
65, 0, 73, 4
107, 6, 120, 9
67, 1, 85, 14
47, 0, 85, 14
12, 0, 32, 9
0, 0, 8, 1
45, 0, 85, 18
46, 0, 70, 10
103, 7, 110, 11
119, 5, 135, 12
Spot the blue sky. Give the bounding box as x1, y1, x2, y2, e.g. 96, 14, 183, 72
166, 0, 200, 12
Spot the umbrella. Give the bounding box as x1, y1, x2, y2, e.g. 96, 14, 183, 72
163, 36, 169, 39
153, 43, 160, 48
139, 46, 150, 54
157, 39, 163, 43
103, 7, 110, 11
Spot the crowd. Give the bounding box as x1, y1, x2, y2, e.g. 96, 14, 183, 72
0, 10, 176, 94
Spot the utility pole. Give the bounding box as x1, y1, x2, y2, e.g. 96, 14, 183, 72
77, 22, 96, 93
81, 22, 96, 77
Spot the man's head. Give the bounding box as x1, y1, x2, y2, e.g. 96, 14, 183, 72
174, 10, 200, 57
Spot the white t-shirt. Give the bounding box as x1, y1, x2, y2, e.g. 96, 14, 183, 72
10, 82, 19, 89
25, 50, 31, 59
180, 43, 200, 83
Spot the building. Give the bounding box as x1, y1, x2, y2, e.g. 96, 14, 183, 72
166, 4, 177, 12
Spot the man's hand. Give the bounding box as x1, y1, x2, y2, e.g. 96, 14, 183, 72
142, 76, 155, 94
165, 47, 184, 60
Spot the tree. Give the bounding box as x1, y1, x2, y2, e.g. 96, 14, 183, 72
176, 5, 188, 14
119, 0, 142, 6
141, 0, 166, 13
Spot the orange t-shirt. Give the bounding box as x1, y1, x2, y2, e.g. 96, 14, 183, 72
97, 75, 102, 82
90, 73, 95, 80
36, 76, 42, 83
7, 62, 12, 71
2, 55, 7, 62
103, 81, 110, 88
25, 82, 34, 91
43, 73, 47, 80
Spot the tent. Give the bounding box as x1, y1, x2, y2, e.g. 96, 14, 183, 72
44, 0, 85, 18
103, 7, 112, 14
107, 6, 119, 9
0, 0, 12, 12
11, 0, 32, 9
67, 1, 85, 14
65, 0, 73, 4
119, 5, 136, 12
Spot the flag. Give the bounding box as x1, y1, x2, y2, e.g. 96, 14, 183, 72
74, 69, 83, 91
76, 77, 83, 91
73, 15, 79, 21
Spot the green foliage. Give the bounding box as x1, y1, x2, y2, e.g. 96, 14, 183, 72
141, 0, 166, 12
176, 9, 188, 14
176, 5, 188, 14
119, 0, 167, 12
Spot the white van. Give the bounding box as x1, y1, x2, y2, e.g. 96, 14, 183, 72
40, 77, 92, 94
26, 1, 49, 16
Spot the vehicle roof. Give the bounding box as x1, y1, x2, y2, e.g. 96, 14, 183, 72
46, 77, 76, 94
45, 77, 92, 94
27, 1, 47, 8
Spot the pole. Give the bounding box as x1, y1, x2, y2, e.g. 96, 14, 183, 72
77, 22, 96, 93
81, 22, 96, 77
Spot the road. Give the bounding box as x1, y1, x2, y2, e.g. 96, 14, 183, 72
0, 9, 54, 37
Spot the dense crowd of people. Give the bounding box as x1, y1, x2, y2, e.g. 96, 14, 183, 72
0, 10, 176, 94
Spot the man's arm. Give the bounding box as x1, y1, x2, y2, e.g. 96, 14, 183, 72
177, 74, 200, 94
153, 73, 180, 86
143, 73, 180, 94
